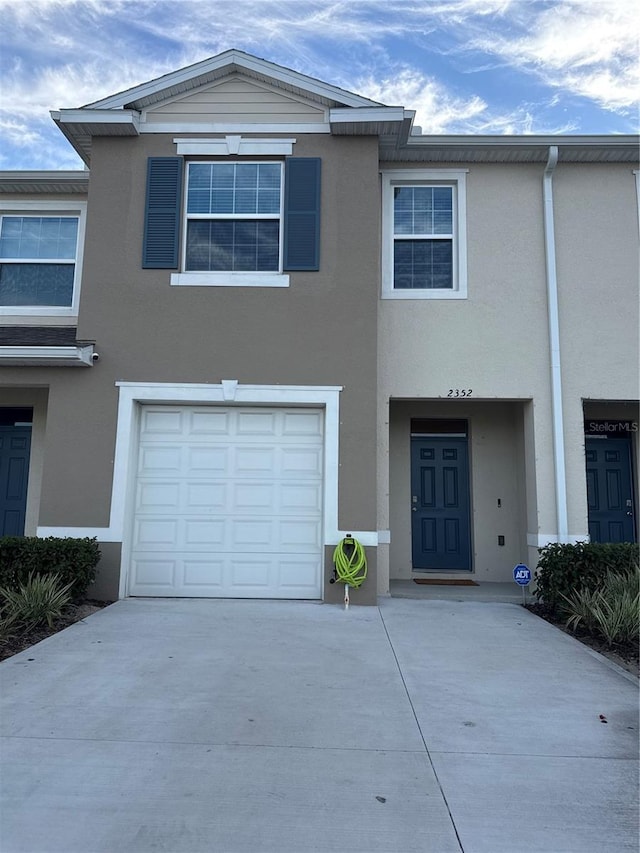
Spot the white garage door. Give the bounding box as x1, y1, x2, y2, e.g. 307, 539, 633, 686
129, 406, 324, 598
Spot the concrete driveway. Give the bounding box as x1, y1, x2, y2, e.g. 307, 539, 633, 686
1, 597, 637, 853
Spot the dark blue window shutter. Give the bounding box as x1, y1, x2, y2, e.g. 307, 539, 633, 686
142, 157, 183, 269
283, 158, 321, 271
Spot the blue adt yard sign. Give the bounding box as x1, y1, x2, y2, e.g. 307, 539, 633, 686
513, 564, 531, 586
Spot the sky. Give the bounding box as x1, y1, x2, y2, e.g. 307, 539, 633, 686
0, 0, 638, 171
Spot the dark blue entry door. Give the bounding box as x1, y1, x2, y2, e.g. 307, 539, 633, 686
411, 436, 471, 570
585, 437, 635, 543
0, 426, 32, 536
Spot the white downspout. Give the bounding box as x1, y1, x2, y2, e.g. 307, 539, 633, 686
543, 145, 569, 541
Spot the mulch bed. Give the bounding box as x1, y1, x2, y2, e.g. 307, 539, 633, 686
525, 602, 639, 678
0, 600, 112, 662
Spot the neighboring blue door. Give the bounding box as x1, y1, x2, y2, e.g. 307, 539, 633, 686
0, 426, 31, 536
411, 436, 471, 570
585, 437, 636, 543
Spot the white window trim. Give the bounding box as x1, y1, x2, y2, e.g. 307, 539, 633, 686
381, 169, 468, 300
177, 160, 289, 288
174, 136, 295, 156
171, 272, 289, 287
0, 200, 87, 316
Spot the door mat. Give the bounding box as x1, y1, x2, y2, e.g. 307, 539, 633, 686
413, 579, 479, 586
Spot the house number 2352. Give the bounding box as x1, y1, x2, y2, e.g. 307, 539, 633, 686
447, 389, 472, 397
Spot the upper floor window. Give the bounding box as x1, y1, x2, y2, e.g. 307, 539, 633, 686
142, 152, 321, 288
0, 203, 86, 315
381, 169, 467, 300
185, 162, 282, 273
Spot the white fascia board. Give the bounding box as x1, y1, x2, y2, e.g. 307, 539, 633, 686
86, 50, 382, 111
174, 137, 296, 156
404, 133, 640, 152
330, 106, 407, 124
0, 345, 94, 366
144, 122, 329, 135
51, 109, 140, 131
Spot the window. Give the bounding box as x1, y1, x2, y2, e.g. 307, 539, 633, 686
0, 203, 85, 315
185, 162, 282, 272
143, 155, 321, 286
381, 169, 467, 300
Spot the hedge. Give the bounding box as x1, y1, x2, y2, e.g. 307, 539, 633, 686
534, 542, 638, 612
0, 537, 100, 601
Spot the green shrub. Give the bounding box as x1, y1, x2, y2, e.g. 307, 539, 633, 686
0, 572, 73, 631
561, 567, 640, 647
534, 542, 638, 611
0, 537, 100, 601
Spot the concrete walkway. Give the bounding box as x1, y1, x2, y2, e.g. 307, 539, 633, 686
0, 597, 637, 853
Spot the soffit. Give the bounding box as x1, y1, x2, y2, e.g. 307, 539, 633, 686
0, 171, 89, 194
380, 136, 640, 164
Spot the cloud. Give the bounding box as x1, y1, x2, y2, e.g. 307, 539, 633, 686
0, 0, 636, 171
465, 0, 639, 113
358, 67, 577, 135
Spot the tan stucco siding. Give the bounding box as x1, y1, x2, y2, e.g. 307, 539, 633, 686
9, 134, 380, 599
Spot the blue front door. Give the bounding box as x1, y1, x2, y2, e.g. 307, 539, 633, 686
0, 426, 31, 536
411, 436, 471, 570
585, 437, 636, 543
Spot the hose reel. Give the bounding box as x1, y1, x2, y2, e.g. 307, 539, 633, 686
331, 535, 367, 606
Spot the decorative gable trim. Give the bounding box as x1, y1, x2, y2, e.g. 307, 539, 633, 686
86, 49, 382, 112
174, 136, 296, 156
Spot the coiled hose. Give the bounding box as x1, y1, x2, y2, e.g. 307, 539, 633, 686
332, 536, 367, 588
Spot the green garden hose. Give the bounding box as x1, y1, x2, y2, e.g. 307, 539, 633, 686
332, 536, 367, 588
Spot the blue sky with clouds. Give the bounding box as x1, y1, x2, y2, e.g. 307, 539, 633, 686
1, 0, 638, 170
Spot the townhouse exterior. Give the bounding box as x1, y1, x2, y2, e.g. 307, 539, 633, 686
0, 50, 638, 604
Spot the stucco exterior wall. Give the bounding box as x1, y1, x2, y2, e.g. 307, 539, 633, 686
2, 133, 381, 600
377, 159, 639, 591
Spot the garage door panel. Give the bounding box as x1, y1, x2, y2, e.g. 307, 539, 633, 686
136, 482, 181, 511
130, 406, 323, 599
230, 558, 271, 588
235, 446, 276, 473
282, 410, 323, 436
237, 411, 278, 435
183, 559, 224, 587
279, 519, 322, 548
233, 482, 274, 509
134, 518, 178, 547
185, 482, 227, 510
189, 409, 230, 434
278, 556, 323, 590
188, 446, 228, 473
131, 559, 176, 589
231, 519, 273, 547
141, 409, 184, 435
281, 447, 323, 476
138, 446, 182, 474
184, 519, 225, 546
280, 483, 322, 513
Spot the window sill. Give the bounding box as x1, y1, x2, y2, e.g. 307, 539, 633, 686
170, 272, 290, 288
381, 289, 467, 300
0, 306, 77, 316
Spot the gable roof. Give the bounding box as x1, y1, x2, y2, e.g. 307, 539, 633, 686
85, 49, 384, 112
48, 49, 639, 168
51, 49, 412, 164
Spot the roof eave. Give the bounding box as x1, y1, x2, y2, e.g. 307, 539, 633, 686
51, 110, 140, 166
0, 171, 89, 194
